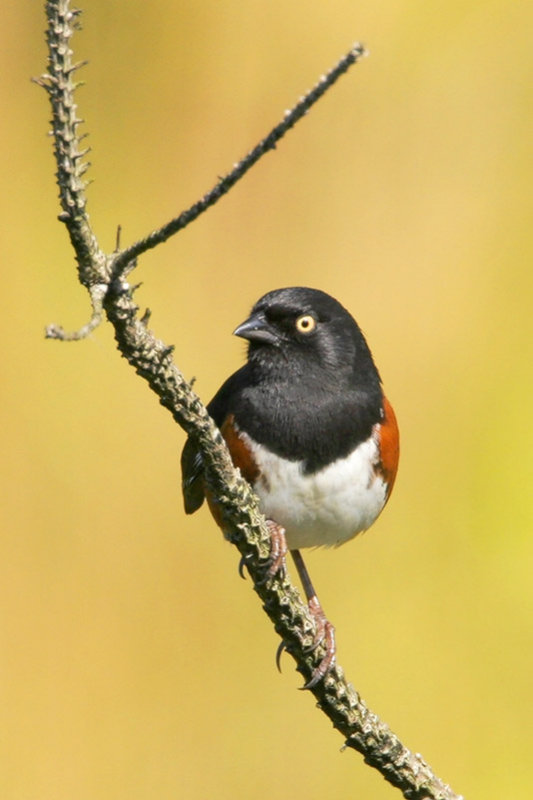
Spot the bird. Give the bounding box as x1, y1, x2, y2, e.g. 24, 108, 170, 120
181, 287, 399, 687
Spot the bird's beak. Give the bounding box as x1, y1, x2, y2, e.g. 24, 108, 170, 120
233, 311, 280, 345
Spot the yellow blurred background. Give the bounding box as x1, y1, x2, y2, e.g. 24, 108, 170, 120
1, 1, 532, 798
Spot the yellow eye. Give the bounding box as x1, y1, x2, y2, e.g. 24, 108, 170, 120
295, 314, 316, 334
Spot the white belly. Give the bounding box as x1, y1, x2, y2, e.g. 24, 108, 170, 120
243, 432, 387, 550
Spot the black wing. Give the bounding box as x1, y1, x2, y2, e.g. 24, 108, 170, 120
180, 365, 249, 514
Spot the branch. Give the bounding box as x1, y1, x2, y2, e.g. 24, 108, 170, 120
38, 3, 463, 799
35, 2, 107, 288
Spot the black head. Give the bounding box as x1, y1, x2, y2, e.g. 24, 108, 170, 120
233, 287, 381, 391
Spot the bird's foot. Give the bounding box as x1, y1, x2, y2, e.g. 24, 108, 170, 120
275, 596, 336, 687
302, 595, 336, 689
258, 519, 288, 582
239, 520, 287, 582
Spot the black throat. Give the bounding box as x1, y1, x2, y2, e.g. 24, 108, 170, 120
232, 350, 383, 474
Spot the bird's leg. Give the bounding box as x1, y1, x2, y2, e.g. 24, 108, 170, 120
291, 549, 336, 688
256, 528, 335, 687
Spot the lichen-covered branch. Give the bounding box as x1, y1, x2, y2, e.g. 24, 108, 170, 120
38, 2, 463, 798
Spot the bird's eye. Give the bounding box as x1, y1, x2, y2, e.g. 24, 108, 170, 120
295, 314, 316, 334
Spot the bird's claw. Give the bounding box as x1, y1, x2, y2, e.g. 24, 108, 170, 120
275, 640, 287, 673
301, 595, 336, 689
274, 598, 336, 688
238, 553, 253, 579
257, 519, 288, 583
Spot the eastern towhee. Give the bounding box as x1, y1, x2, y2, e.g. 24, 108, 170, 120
181, 287, 399, 687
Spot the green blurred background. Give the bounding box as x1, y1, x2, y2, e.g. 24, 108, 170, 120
1, 1, 532, 798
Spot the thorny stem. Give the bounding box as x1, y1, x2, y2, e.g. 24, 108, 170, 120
109, 42, 366, 279
36, 0, 106, 286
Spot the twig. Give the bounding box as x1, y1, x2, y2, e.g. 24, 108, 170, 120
45, 282, 107, 340
110, 42, 367, 279
38, 2, 463, 798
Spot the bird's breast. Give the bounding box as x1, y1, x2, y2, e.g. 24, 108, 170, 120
237, 427, 389, 550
